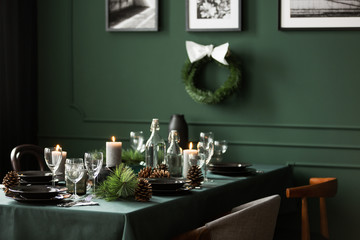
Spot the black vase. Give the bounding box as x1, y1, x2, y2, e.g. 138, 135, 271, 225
169, 114, 188, 149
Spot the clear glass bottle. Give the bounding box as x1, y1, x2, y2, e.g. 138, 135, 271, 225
145, 119, 166, 168
166, 130, 183, 178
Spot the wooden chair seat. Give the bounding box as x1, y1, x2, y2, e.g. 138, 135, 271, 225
285, 177, 337, 240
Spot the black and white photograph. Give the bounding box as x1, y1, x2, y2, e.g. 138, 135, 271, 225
186, 0, 242, 31
279, 0, 360, 29
106, 0, 158, 31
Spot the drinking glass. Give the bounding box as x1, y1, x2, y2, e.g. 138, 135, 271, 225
188, 151, 205, 168
197, 141, 214, 182
214, 140, 228, 162
84, 152, 103, 195
44, 146, 63, 187
199, 132, 214, 146
65, 158, 85, 200
130, 131, 145, 153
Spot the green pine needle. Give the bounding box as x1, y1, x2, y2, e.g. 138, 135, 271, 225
121, 149, 144, 166
96, 163, 138, 201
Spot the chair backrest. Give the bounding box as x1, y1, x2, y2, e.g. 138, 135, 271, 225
10, 144, 46, 172
205, 195, 281, 240
286, 177, 337, 240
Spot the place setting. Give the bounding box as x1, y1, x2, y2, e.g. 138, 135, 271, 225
6, 184, 69, 204
3, 145, 103, 206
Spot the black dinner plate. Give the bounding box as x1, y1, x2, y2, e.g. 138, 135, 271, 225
210, 168, 257, 176
18, 171, 53, 182
147, 178, 188, 191
9, 194, 68, 204
9, 185, 67, 199
20, 179, 58, 185
208, 162, 252, 169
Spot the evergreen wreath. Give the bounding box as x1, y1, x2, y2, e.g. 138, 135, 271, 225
182, 54, 241, 104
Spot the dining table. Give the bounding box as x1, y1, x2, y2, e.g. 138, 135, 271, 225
0, 164, 292, 240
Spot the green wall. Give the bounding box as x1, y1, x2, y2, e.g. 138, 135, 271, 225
37, 1, 360, 238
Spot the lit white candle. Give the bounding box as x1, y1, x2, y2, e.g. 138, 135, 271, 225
182, 142, 198, 178
51, 145, 62, 168
106, 136, 122, 168
56, 150, 67, 179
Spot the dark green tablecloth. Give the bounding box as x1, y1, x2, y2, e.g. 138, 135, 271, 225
0, 164, 291, 240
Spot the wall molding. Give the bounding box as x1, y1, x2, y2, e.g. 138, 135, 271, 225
80, 117, 360, 131
38, 134, 360, 150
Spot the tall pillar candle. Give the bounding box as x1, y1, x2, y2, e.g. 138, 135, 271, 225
182, 142, 198, 178
55, 151, 67, 181
106, 136, 122, 168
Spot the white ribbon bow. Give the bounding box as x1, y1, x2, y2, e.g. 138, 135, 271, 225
186, 41, 229, 65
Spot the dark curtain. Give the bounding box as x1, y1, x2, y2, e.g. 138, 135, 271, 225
0, 0, 38, 178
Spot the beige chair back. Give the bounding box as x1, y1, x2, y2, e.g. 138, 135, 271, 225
205, 195, 281, 240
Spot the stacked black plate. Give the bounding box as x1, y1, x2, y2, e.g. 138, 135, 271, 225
147, 178, 190, 195
18, 171, 54, 185
208, 162, 256, 176
7, 185, 68, 203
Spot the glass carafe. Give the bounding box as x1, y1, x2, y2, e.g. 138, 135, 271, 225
166, 130, 183, 177
145, 119, 166, 168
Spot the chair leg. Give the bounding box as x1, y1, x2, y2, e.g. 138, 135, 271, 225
301, 197, 310, 240
319, 197, 329, 239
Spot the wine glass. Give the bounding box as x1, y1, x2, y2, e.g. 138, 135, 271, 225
188, 152, 205, 168
84, 152, 103, 196
130, 131, 145, 153
197, 141, 214, 182
65, 158, 85, 200
214, 140, 228, 162
44, 146, 63, 187
199, 132, 214, 146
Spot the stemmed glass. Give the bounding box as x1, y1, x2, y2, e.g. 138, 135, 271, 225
130, 131, 145, 153
197, 139, 214, 182
44, 146, 63, 187
84, 152, 103, 196
65, 158, 85, 200
214, 140, 228, 162
200, 132, 214, 146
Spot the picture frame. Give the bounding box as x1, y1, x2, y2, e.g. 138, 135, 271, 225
279, 0, 360, 30
186, 0, 242, 32
106, 0, 158, 32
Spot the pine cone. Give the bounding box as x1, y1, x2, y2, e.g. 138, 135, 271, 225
149, 169, 170, 178
2, 171, 20, 193
138, 166, 152, 178
155, 164, 168, 172
187, 166, 204, 187
135, 178, 152, 202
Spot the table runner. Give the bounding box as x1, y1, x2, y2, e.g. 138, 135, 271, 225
0, 164, 291, 240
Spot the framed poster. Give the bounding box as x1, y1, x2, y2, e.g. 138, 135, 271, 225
279, 0, 360, 30
186, 0, 242, 31
106, 0, 158, 31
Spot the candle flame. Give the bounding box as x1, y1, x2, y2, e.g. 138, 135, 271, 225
55, 144, 61, 151
189, 142, 193, 150
111, 136, 116, 142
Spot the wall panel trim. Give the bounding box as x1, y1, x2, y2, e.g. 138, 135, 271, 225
81, 117, 360, 131
38, 134, 360, 150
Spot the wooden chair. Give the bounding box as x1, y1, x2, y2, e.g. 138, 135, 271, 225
10, 144, 47, 172
173, 195, 281, 240
286, 178, 337, 240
